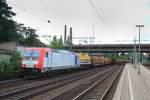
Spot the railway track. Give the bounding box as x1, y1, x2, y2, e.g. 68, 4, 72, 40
30, 64, 124, 100
72, 65, 123, 100
0, 64, 111, 89
0, 65, 113, 100
0, 71, 78, 89
0, 78, 26, 88
0, 68, 84, 89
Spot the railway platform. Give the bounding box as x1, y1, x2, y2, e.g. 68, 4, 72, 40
113, 63, 150, 100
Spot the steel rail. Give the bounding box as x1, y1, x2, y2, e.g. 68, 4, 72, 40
73, 70, 114, 100
73, 66, 123, 100
99, 66, 123, 100
0, 66, 113, 99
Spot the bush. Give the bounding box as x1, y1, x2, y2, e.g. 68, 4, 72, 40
0, 59, 11, 79
0, 51, 23, 80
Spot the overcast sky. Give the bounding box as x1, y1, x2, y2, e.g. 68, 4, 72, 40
7, 0, 150, 44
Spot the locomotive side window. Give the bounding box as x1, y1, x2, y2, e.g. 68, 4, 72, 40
46, 52, 48, 57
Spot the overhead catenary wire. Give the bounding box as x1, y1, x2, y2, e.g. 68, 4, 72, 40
9, 2, 46, 21
8, 1, 63, 31
39, 0, 50, 12
96, 0, 104, 13
88, 0, 111, 34
38, 0, 63, 30
9, 2, 63, 43
38, 0, 53, 21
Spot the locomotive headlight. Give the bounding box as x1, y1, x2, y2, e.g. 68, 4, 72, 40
22, 64, 26, 68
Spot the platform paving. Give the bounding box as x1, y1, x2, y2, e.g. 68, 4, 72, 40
113, 63, 150, 100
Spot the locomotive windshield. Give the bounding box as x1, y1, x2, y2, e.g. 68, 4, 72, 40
23, 50, 40, 60
24, 51, 40, 57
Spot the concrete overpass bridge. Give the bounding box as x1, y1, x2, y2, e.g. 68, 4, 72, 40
65, 44, 150, 53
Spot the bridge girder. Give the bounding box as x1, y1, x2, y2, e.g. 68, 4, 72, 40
65, 44, 150, 53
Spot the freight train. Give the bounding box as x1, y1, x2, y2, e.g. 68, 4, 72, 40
21, 47, 112, 72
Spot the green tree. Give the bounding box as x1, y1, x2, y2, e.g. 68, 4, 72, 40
50, 35, 58, 49
0, 0, 44, 46
23, 27, 40, 46
15, 23, 25, 44
0, 0, 17, 42
16, 24, 42, 47
0, 0, 15, 19
58, 35, 63, 49
49, 35, 64, 49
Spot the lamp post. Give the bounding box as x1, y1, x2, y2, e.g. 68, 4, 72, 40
135, 25, 144, 74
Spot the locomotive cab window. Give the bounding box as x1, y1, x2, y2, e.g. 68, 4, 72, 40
46, 52, 48, 57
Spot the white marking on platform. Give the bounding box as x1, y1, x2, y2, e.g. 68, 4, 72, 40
127, 65, 134, 100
